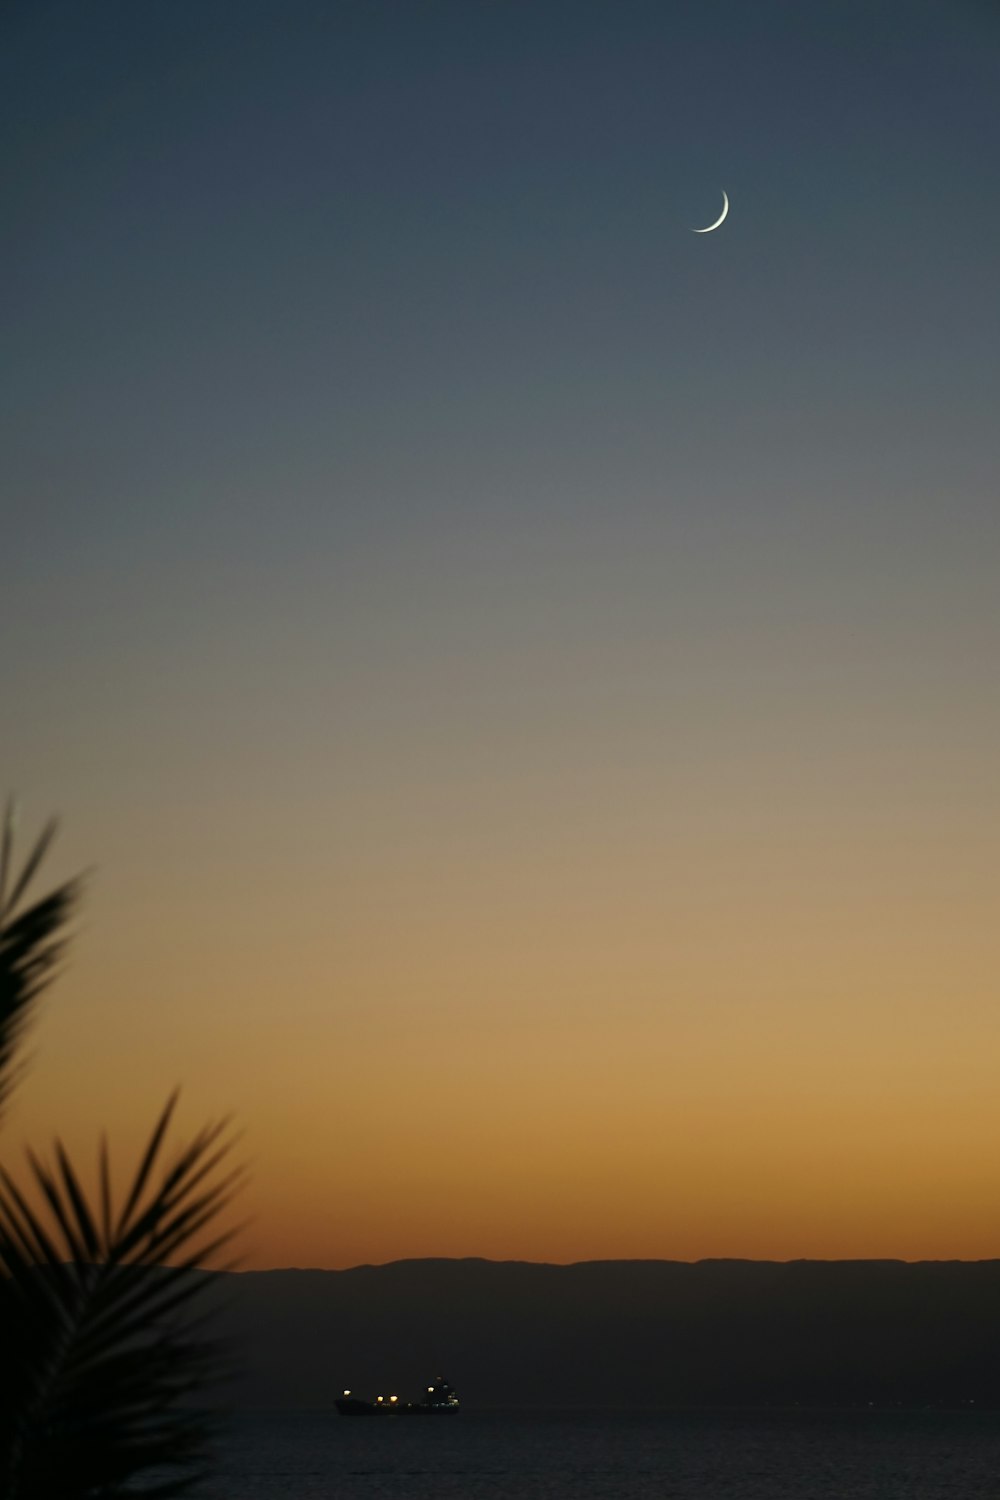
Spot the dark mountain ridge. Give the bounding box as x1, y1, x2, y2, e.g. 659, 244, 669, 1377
205, 1258, 1000, 1410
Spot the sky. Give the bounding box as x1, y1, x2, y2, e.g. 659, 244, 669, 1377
2, 0, 999, 1269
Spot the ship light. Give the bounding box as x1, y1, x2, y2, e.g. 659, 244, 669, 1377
390, 1395, 398, 1403
343, 1390, 351, 1397
376, 1396, 383, 1404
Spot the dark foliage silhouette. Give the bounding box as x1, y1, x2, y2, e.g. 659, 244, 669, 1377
0, 806, 242, 1498
0, 805, 81, 1121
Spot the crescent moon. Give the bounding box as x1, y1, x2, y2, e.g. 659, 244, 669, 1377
691, 190, 729, 234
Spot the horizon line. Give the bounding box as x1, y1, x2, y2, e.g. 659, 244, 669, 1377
220, 1254, 1000, 1274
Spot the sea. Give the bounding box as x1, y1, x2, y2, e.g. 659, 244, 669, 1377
190, 1408, 1000, 1500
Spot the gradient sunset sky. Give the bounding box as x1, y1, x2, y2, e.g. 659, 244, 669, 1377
4, 0, 999, 1268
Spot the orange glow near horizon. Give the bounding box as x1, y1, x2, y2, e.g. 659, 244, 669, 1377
9, 773, 998, 1270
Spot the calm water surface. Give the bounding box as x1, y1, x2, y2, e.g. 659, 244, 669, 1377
193, 1408, 1000, 1500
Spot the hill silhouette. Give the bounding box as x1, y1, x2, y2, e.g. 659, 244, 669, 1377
206, 1258, 1000, 1410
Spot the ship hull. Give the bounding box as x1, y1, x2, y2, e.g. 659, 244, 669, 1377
335, 1399, 457, 1416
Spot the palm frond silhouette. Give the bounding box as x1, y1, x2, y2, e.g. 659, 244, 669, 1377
0, 801, 82, 1118
0, 807, 243, 1499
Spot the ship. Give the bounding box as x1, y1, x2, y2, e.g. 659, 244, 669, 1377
335, 1376, 459, 1416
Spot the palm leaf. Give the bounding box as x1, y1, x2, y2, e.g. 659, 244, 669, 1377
0, 805, 82, 1118
0, 1095, 243, 1499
